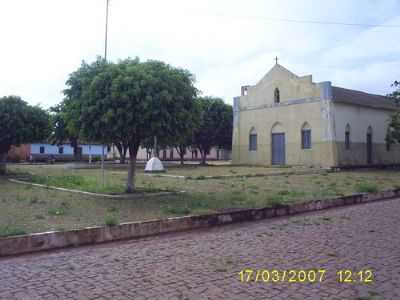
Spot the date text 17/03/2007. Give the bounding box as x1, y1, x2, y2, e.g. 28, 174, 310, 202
238, 269, 373, 284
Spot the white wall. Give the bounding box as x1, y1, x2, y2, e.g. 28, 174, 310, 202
107, 145, 231, 161
333, 103, 393, 143
31, 144, 104, 155
81, 145, 104, 155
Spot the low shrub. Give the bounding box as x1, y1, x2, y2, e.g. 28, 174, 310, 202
356, 182, 378, 193
48, 207, 66, 216
105, 215, 119, 226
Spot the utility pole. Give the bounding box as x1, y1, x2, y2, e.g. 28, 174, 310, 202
104, 0, 110, 61
101, 0, 110, 187
101, 143, 105, 187
154, 136, 158, 157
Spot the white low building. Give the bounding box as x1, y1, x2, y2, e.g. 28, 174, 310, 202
107, 145, 232, 162
29, 143, 105, 161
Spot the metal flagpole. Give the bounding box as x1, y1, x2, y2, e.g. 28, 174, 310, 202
101, 0, 110, 187
104, 0, 110, 61
101, 143, 105, 186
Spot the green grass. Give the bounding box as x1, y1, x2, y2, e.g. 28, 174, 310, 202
105, 215, 119, 226
1, 164, 399, 237
48, 207, 66, 216
17, 172, 168, 194
267, 191, 307, 205
0, 226, 27, 237
27, 173, 125, 194
164, 206, 191, 215
356, 182, 379, 193
108, 206, 118, 213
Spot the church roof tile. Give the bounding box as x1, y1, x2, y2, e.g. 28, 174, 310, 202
332, 86, 398, 111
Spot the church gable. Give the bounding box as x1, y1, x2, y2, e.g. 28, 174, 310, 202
240, 64, 321, 109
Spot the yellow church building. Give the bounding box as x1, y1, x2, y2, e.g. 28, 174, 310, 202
232, 63, 400, 167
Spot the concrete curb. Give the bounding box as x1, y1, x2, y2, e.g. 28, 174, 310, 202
1, 189, 400, 257
145, 174, 185, 179
146, 168, 329, 180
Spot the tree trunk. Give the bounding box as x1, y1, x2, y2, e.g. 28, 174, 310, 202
146, 148, 152, 160
0, 152, 6, 175
175, 145, 186, 166
71, 138, 80, 161
126, 142, 139, 193
126, 155, 136, 193
116, 143, 122, 161
200, 149, 207, 165
116, 142, 128, 164
73, 147, 78, 161
122, 144, 128, 164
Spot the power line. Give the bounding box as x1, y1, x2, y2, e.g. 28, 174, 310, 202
214, 13, 400, 28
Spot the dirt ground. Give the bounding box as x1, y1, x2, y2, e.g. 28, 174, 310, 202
1, 163, 399, 236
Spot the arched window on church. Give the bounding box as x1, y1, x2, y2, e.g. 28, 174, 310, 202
274, 88, 280, 104
345, 124, 351, 150
249, 127, 257, 151
301, 123, 312, 149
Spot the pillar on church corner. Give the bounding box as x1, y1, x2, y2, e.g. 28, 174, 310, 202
318, 81, 338, 167
319, 81, 332, 101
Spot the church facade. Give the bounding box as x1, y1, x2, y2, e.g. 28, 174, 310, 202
232, 64, 400, 167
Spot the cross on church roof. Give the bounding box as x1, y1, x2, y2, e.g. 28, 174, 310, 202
275, 56, 278, 65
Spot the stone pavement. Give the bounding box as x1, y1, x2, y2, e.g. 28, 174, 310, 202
1, 198, 400, 300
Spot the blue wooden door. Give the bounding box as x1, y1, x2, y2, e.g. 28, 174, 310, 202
271, 133, 285, 165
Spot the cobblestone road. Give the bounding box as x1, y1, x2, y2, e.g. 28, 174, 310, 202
1, 198, 400, 300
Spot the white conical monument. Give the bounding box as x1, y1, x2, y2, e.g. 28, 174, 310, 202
145, 157, 165, 172
144, 136, 165, 172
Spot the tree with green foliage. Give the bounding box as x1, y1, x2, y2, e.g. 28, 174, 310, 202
175, 136, 193, 165
387, 112, 400, 144
387, 81, 400, 104
386, 81, 400, 149
49, 103, 81, 161
172, 102, 200, 165
114, 142, 129, 164
192, 97, 233, 165
57, 58, 109, 161
0, 96, 51, 174
64, 57, 197, 192
141, 136, 168, 159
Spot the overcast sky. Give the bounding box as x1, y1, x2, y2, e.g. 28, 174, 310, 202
0, 0, 399, 108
